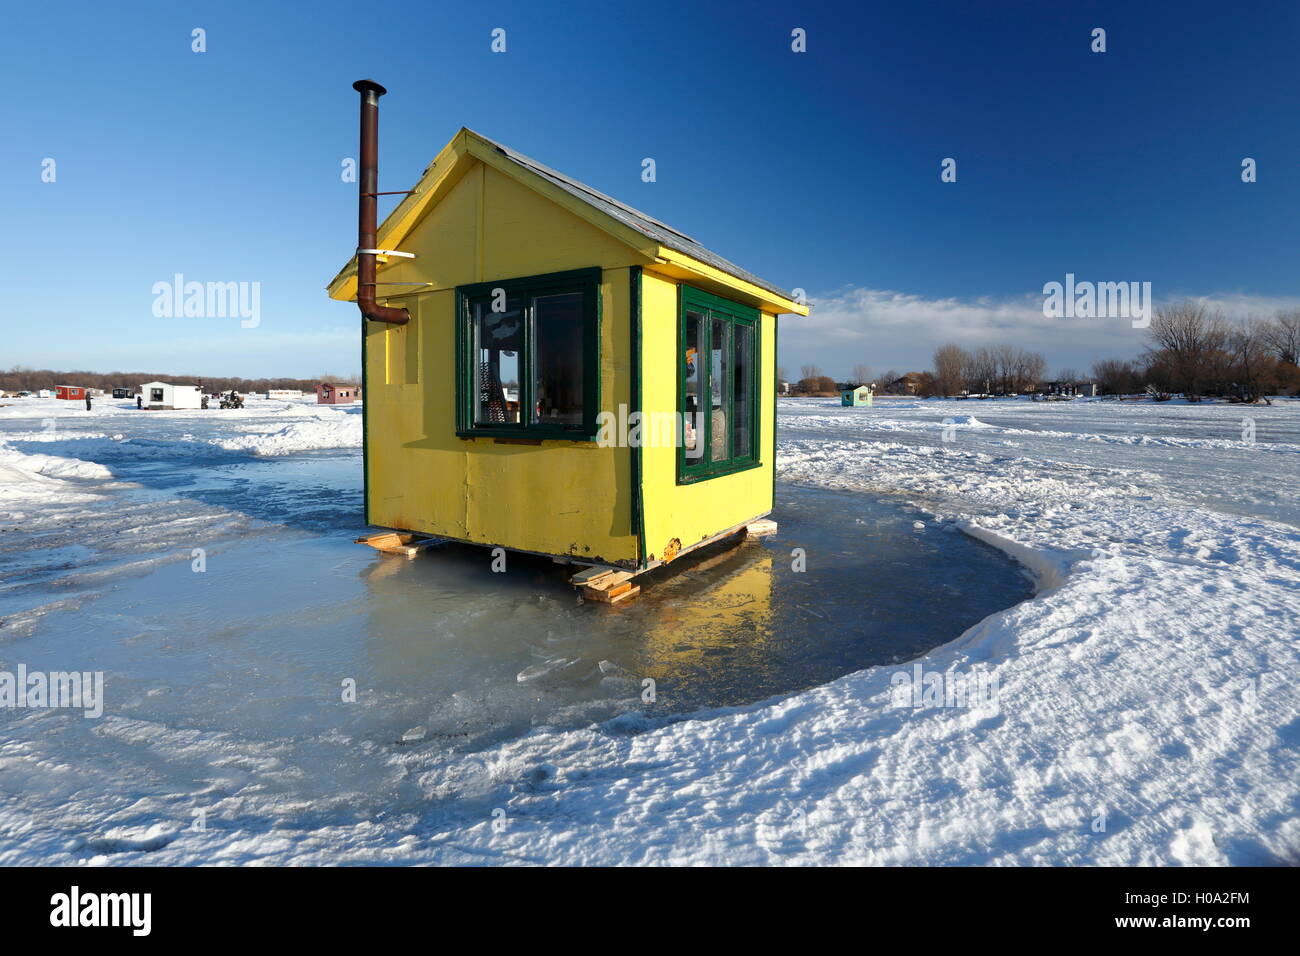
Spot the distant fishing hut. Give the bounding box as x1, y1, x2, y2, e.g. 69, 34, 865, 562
316, 383, 361, 405
841, 385, 872, 406
139, 382, 202, 410
329, 81, 808, 583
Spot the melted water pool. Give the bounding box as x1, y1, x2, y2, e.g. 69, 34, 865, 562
1, 447, 1033, 755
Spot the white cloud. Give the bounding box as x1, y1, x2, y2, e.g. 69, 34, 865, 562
779, 285, 1300, 379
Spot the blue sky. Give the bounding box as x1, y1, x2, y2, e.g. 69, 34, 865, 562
3, 0, 1298, 379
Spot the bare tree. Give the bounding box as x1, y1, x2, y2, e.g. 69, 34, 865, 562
800, 364, 821, 382
1091, 358, 1138, 395
967, 348, 993, 395
1227, 319, 1279, 404
1145, 301, 1230, 401
990, 344, 1016, 394
851, 363, 872, 387
795, 375, 836, 395
932, 344, 968, 397
1261, 310, 1300, 366
1013, 350, 1046, 392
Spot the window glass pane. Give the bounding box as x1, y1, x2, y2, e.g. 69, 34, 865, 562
732, 322, 752, 457
531, 291, 585, 426
472, 296, 523, 424
683, 310, 703, 461
710, 316, 730, 462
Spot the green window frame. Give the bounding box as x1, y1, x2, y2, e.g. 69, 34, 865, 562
455, 267, 602, 441
677, 284, 761, 483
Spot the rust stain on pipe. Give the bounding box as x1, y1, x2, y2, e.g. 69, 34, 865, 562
353, 79, 409, 325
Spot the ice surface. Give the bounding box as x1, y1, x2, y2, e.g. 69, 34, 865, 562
1, 395, 1297, 865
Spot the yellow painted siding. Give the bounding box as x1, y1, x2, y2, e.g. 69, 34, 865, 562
363, 158, 644, 565
370, 161, 480, 291
638, 270, 776, 564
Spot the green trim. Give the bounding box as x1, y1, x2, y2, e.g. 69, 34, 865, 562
629, 266, 646, 567
681, 283, 761, 321
676, 283, 762, 485
455, 267, 602, 441
772, 313, 779, 511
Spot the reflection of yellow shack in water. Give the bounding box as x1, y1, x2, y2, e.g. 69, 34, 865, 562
636, 547, 775, 686
330, 82, 808, 576
358, 536, 774, 694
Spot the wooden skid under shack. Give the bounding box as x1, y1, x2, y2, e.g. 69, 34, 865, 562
568, 518, 777, 606
356, 531, 440, 558
355, 519, 776, 604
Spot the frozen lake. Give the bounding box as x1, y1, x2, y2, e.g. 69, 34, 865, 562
0, 423, 1032, 756
1, 396, 1296, 865
778, 396, 1300, 528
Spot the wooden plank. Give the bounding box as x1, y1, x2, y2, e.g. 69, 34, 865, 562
356, 531, 409, 550
584, 582, 639, 604
606, 585, 640, 605
583, 580, 633, 603
570, 566, 619, 587
585, 581, 631, 602
584, 571, 633, 592
746, 519, 778, 539
635, 515, 769, 574
386, 538, 439, 559
357, 531, 438, 558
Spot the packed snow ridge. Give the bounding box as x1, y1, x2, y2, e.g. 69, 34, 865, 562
0, 398, 362, 466
211, 415, 361, 456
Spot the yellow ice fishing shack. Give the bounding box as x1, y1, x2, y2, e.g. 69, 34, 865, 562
329, 80, 808, 576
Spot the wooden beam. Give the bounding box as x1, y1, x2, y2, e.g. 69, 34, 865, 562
356, 531, 439, 559
569, 566, 621, 587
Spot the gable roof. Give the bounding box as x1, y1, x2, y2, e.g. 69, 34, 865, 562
474, 131, 793, 300
328, 128, 808, 315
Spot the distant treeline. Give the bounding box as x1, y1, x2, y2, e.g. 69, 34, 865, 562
1, 368, 360, 395
931, 305, 1300, 403
786, 304, 1300, 403
1094, 304, 1300, 403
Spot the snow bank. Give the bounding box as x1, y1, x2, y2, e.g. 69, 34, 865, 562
0, 407, 362, 461
211, 414, 361, 456
941, 414, 994, 428
0, 442, 112, 504
780, 413, 999, 435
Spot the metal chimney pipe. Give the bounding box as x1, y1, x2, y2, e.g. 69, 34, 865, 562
352, 79, 409, 325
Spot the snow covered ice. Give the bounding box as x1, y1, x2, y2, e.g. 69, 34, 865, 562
0, 394, 1297, 865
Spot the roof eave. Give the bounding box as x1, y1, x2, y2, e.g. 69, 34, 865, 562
650, 248, 809, 315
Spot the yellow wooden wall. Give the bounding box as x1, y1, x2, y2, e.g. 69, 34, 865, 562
637, 270, 776, 565
364, 160, 643, 566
